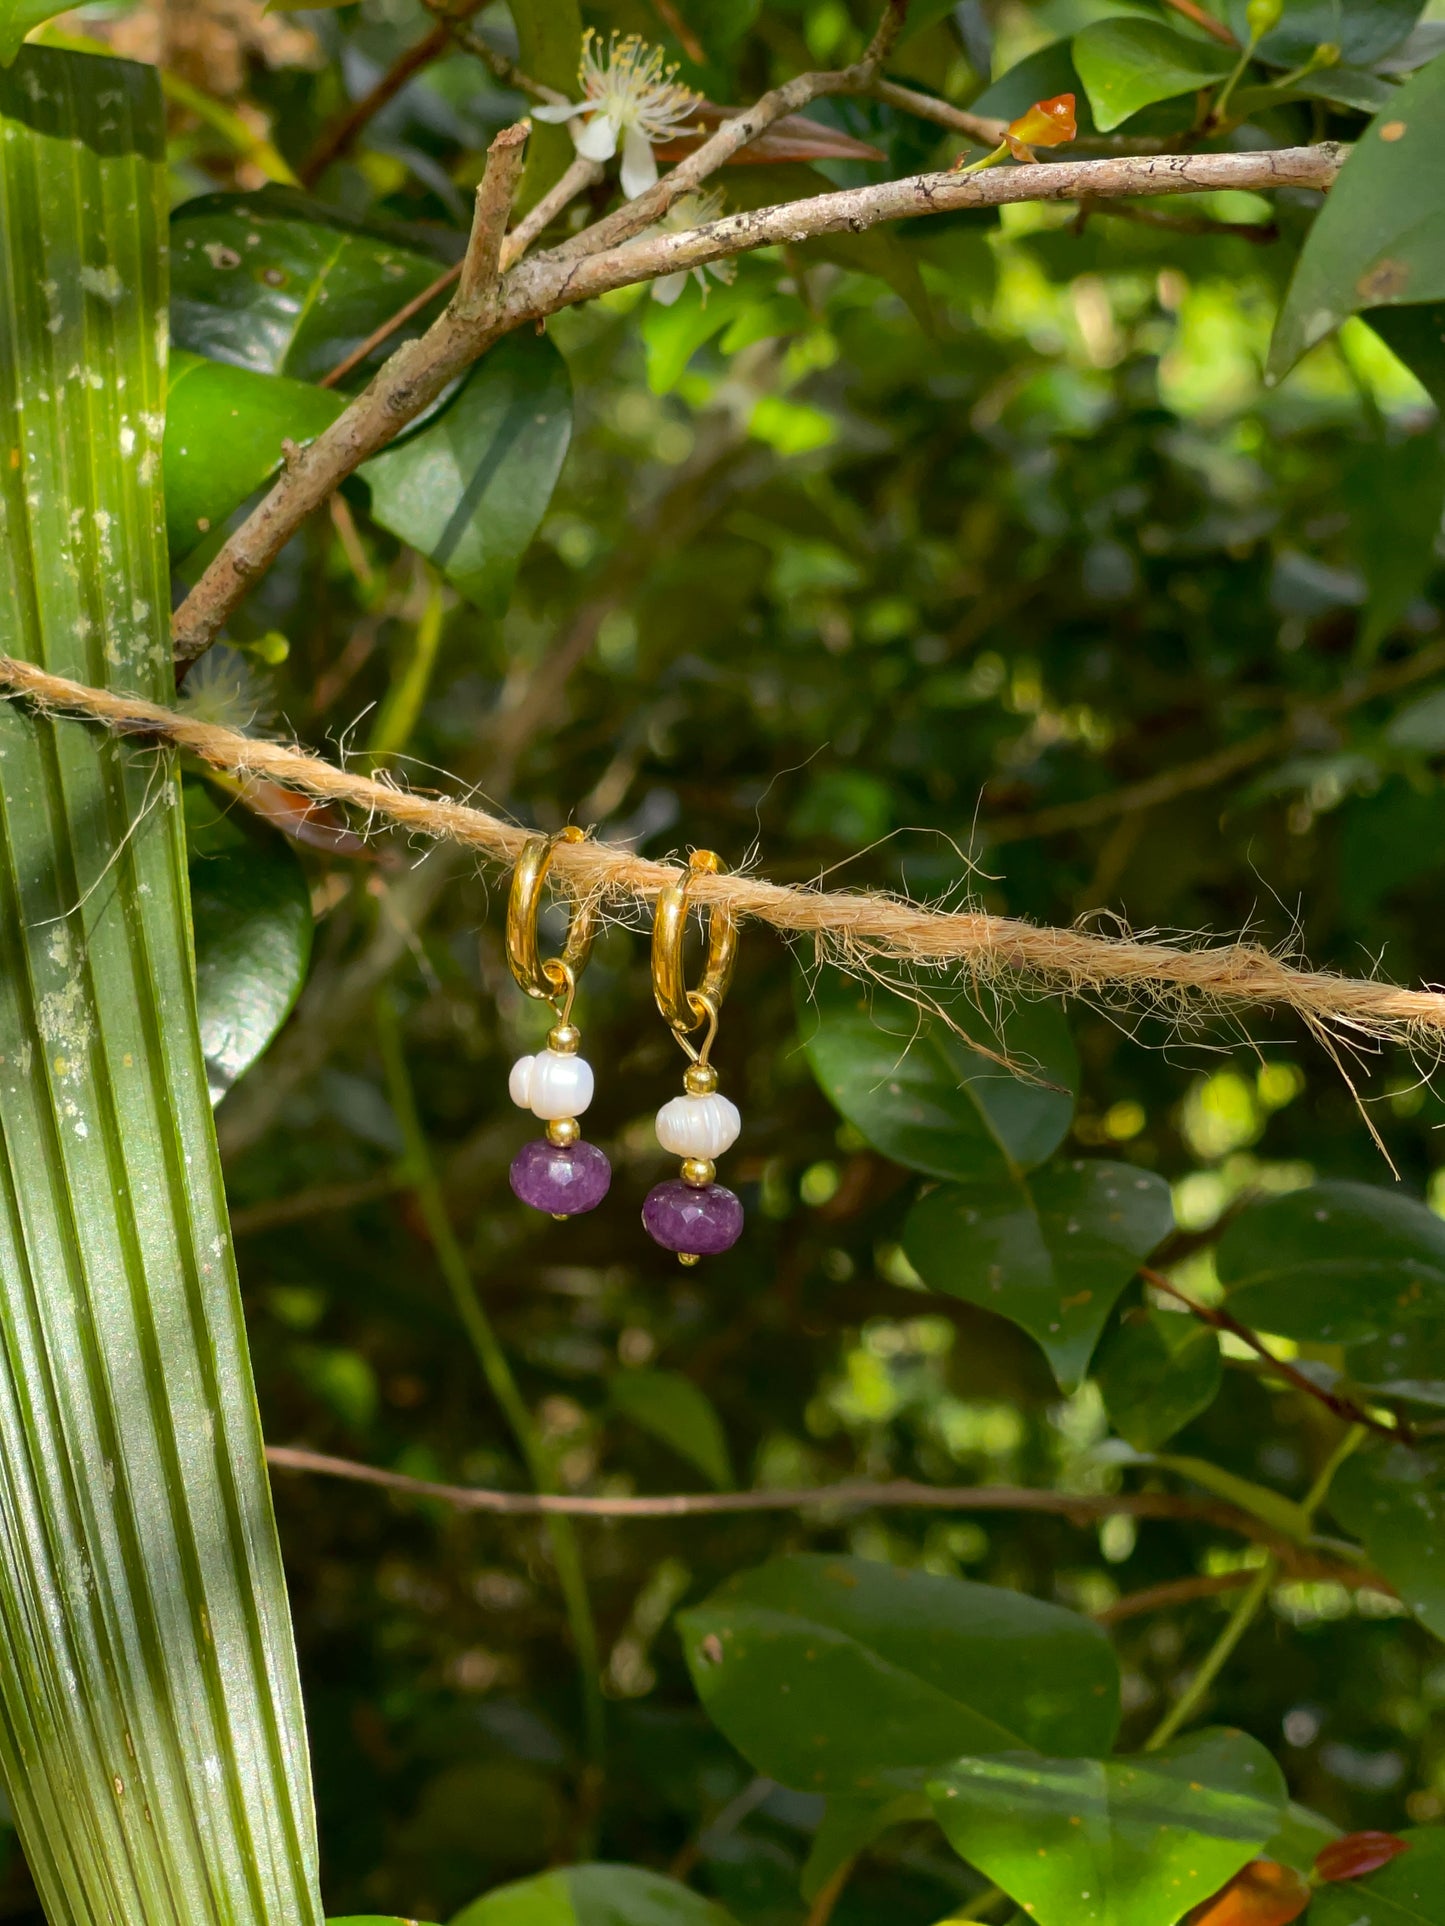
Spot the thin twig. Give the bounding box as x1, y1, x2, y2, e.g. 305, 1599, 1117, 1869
1095, 1556, 1392, 1626
229, 1172, 405, 1236
457, 121, 531, 312
169, 139, 1344, 663
869, 78, 1005, 148
299, 16, 472, 187
319, 150, 603, 391
1160, 0, 1239, 45
1142, 1267, 1411, 1443
9, 652, 1445, 1047
263, 1444, 1315, 1545
549, 0, 917, 263
1088, 198, 1278, 243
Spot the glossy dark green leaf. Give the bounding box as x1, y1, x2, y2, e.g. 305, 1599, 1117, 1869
1367, 301, 1445, 406
1270, 53, 1445, 377
1216, 1181, 1445, 1343
904, 1160, 1173, 1390
1095, 1305, 1223, 1450
971, 43, 1097, 135
678, 1553, 1120, 1795
610, 1369, 732, 1489
1346, 426, 1445, 654
360, 331, 573, 614
170, 186, 451, 383
451, 1864, 739, 1926
1225, 0, 1425, 67
185, 786, 313, 1106
1347, 1315, 1445, 1408
165, 349, 344, 557
928, 1729, 1288, 1926
1331, 1443, 1445, 1641
0, 46, 322, 1926
1072, 19, 1233, 132
798, 968, 1078, 1184
1309, 1828, 1445, 1923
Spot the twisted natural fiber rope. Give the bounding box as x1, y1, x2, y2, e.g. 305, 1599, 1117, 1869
4, 653, 1444, 1044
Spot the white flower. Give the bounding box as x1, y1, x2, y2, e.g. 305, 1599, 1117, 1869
533, 30, 699, 201
176, 645, 275, 736
646, 187, 737, 305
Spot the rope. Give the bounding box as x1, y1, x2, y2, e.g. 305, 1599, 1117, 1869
3, 652, 1443, 1046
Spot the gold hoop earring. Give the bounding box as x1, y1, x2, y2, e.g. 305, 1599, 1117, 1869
504, 827, 611, 1219
642, 850, 744, 1265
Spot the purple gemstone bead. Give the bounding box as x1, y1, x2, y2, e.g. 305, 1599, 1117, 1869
510, 1138, 612, 1216
642, 1179, 744, 1257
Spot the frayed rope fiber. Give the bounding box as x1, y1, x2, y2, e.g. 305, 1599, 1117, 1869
5, 652, 1445, 1046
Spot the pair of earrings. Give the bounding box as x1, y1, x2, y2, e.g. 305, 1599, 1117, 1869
504, 828, 744, 1265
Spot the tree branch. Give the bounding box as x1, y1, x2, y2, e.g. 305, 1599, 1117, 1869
457, 121, 531, 313
1141, 1266, 1410, 1444
169, 140, 1344, 663
319, 150, 603, 391
264, 1443, 1310, 1546
299, 13, 478, 187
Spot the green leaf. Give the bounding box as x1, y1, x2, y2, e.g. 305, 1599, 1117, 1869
171, 186, 452, 384
451, 1864, 739, 1926
1270, 52, 1445, 378
972, 43, 1097, 135
678, 1553, 1120, 1795
0, 45, 321, 1926
360, 331, 573, 614
1367, 301, 1445, 406
1331, 1443, 1445, 1640
1094, 1306, 1223, 1450
1264, 1800, 1343, 1872
928, 1729, 1289, 1926
1224, 0, 1426, 67
798, 968, 1078, 1183
1347, 1315, 1445, 1408
1346, 426, 1445, 654
904, 1160, 1173, 1390
0, 0, 74, 62
185, 785, 313, 1105
1072, 19, 1233, 133
1216, 1181, 1445, 1343
1309, 1828, 1445, 1923
165, 350, 345, 556
610, 1369, 733, 1489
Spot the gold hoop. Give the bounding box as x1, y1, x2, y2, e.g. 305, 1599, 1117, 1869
652, 849, 737, 1050
506, 827, 597, 1018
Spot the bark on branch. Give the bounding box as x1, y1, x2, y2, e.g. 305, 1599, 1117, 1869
170, 141, 1346, 663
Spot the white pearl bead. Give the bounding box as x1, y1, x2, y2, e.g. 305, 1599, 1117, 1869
527, 1049, 594, 1120
655, 1091, 740, 1160
508, 1055, 536, 1109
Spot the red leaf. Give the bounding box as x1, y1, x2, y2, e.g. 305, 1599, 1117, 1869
1315, 1831, 1411, 1881
654, 103, 886, 166
1185, 1860, 1312, 1926
1006, 92, 1077, 150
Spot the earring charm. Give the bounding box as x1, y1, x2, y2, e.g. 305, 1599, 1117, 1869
505, 827, 611, 1219
644, 850, 744, 1265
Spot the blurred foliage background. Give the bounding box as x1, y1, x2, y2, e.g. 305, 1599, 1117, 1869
15, 0, 1445, 1918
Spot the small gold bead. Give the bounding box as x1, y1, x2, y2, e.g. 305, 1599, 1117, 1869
681, 1157, 715, 1188
684, 1061, 719, 1096
678, 1252, 702, 1267
548, 1022, 581, 1055
546, 1117, 580, 1146
551, 1213, 568, 1222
